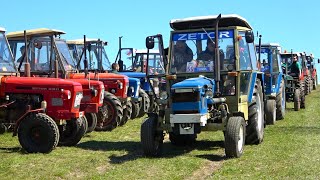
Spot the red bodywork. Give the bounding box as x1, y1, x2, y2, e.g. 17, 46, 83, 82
69, 73, 129, 99
69, 79, 104, 113
1, 77, 84, 120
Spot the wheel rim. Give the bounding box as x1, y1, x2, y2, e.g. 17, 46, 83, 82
256, 93, 263, 132
97, 101, 115, 128
30, 126, 46, 145
238, 125, 244, 152
273, 105, 276, 122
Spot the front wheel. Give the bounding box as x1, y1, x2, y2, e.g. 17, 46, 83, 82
59, 116, 87, 146
120, 100, 132, 126
294, 89, 300, 111
138, 89, 150, 118
141, 116, 163, 157
224, 116, 246, 158
131, 101, 140, 119
276, 79, 285, 120
18, 113, 59, 153
265, 99, 276, 125
313, 76, 317, 90
85, 113, 97, 133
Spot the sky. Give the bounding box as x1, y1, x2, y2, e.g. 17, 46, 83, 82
2, 0, 320, 60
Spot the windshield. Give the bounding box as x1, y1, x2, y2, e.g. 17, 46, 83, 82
55, 39, 76, 71
281, 54, 301, 65
256, 47, 270, 72
170, 30, 234, 73
134, 53, 165, 74
0, 32, 16, 72
69, 43, 111, 71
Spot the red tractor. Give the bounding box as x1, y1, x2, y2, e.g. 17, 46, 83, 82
0, 28, 85, 153
7, 29, 106, 133
306, 53, 317, 90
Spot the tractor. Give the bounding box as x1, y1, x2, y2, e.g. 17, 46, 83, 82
256, 43, 285, 125
0, 28, 85, 153
280, 52, 306, 111
140, 14, 266, 158
67, 38, 144, 121
114, 37, 165, 113
7, 29, 106, 133
300, 52, 312, 95
306, 53, 318, 90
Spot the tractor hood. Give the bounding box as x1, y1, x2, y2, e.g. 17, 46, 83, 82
172, 76, 215, 91
69, 73, 129, 81
68, 79, 104, 89
2, 77, 82, 88
119, 72, 146, 78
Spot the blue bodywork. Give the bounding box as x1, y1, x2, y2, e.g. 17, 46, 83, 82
120, 72, 152, 93
171, 77, 215, 115
256, 45, 283, 98
126, 77, 141, 101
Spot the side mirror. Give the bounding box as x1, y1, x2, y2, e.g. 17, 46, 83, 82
245, 30, 254, 43
318, 59, 320, 64
34, 40, 42, 49
146, 36, 155, 49
104, 42, 108, 46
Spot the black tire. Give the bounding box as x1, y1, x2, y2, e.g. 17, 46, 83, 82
85, 113, 97, 133
141, 116, 163, 157
59, 116, 86, 146
294, 88, 300, 111
169, 132, 197, 146
131, 101, 140, 119
225, 116, 246, 158
0, 124, 7, 134
138, 89, 151, 118
119, 100, 132, 126
300, 81, 306, 109
95, 92, 123, 131
18, 113, 59, 153
246, 79, 264, 145
313, 76, 317, 90
276, 79, 285, 120
265, 99, 276, 125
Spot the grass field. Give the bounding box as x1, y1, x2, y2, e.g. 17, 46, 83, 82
0, 90, 320, 179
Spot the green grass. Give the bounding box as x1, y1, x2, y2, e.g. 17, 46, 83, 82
1, 90, 320, 179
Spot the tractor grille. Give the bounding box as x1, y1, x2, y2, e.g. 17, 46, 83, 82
172, 91, 200, 103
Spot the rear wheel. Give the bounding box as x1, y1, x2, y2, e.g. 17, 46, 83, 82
225, 116, 246, 158
85, 113, 97, 133
246, 79, 264, 145
131, 101, 140, 119
95, 92, 123, 131
313, 76, 317, 90
120, 100, 132, 126
276, 79, 285, 120
59, 116, 86, 146
265, 99, 276, 125
138, 89, 150, 118
294, 88, 300, 111
18, 113, 59, 153
141, 116, 163, 157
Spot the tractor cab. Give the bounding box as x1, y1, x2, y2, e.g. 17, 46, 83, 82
7, 29, 106, 132
141, 14, 265, 158
306, 54, 318, 90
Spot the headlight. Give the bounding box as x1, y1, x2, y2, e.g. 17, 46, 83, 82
205, 90, 213, 98
91, 88, 98, 97
160, 91, 168, 100
74, 92, 83, 108
100, 88, 105, 104
136, 86, 140, 97
118, 82, 123, 89
128, 86, 134, 97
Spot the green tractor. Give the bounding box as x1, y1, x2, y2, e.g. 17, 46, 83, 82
280, 52, 306, 111
141, 14, 266, 158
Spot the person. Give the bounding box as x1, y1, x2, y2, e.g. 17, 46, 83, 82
17, 46, 26, 63
111, 63, 119, 74
172, 40, 193, 71
198, 39, 225, 70
289, 55, 301, 77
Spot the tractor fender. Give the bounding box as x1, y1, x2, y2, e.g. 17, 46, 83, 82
13, 107, 45, 136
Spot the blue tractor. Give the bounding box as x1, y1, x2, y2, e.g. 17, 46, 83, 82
141, 14, 266, 158
256, 43, 286, 125
114, 39, 164, 114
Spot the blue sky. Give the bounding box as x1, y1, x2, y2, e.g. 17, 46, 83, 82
2, 0, 320, 60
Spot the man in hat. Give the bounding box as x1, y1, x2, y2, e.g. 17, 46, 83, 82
173, 40, 193, 72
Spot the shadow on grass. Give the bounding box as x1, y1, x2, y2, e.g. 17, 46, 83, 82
0, 147, 23, 153
77, 139, 226, 164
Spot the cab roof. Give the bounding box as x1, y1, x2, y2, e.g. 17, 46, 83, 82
0, 27, 6, 32
7, 28, 65, 40
258, 43, 281, 47
67, 38, 107, 45
170, 14, 252, 30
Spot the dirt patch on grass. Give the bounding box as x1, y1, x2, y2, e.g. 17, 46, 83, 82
185, 159, 224, 180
